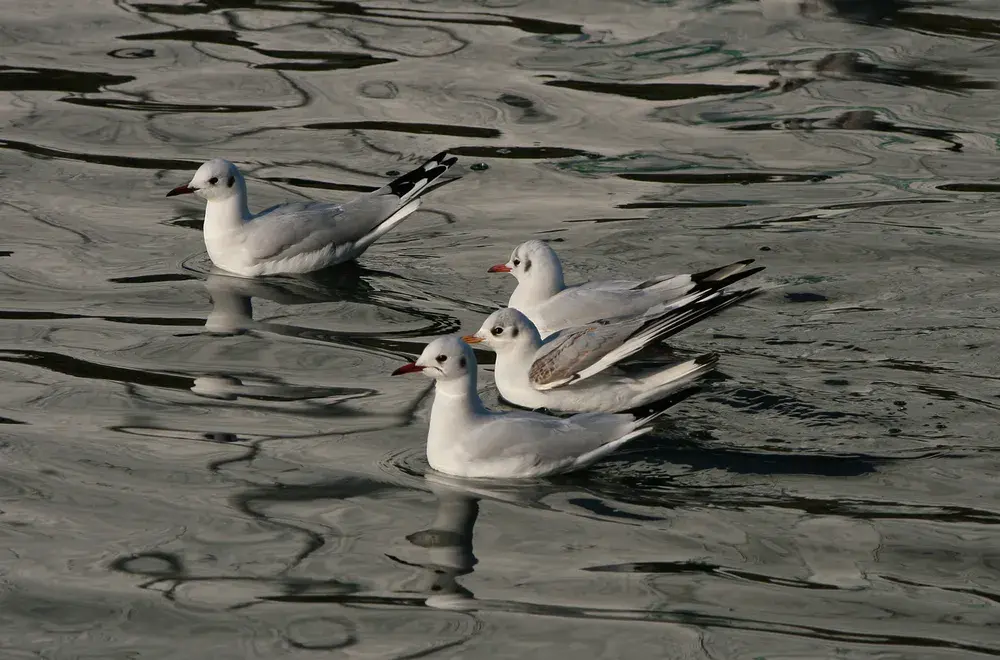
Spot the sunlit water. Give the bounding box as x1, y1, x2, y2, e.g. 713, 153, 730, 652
1, 0, 999, 657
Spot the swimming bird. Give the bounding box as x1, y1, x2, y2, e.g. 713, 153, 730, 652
166, 151, 458, 277
463, 287, 756, 413
488, 240, 763, 337
391, 336, 667, 479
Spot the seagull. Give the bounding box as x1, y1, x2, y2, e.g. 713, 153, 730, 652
488, 240, 763, 337
463, 287, 757, 413
166, 151, 458, 277
391, 336, 668, 479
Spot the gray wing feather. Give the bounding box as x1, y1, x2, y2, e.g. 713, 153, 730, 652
240, 150, 459, 264
469, 412, 635, 464
529, 317, 646, 387
243, 194, 398, 262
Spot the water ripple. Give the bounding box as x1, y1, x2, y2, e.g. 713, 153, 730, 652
2, 0, 1000, 656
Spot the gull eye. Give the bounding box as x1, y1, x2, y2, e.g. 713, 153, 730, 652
512, 259, 521, 267
208, 176, 219, 185
491, 327, 504, 336
435, 354, 447, 363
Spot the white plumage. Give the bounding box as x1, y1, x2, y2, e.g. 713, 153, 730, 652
465, 287, 757, 413
167, 151, 458, 277
391, 336, 667, 479
488, 240, 763, 337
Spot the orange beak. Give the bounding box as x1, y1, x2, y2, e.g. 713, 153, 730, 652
487, 263, 511, 273
461, 335, 483, 344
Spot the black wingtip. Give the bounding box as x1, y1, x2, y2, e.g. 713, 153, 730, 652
691, 262, 765, 292
629, 286, 761, 344
691, 259, 756, 283
708, 286, 762, 311
429, 150, 458, 167
694, 352, 719, 366
386, 151, 459, 200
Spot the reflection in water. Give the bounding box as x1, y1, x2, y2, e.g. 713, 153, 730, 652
199, 266, 469, 349
189, 373, 370, 405
760, 0, 1000, 39
758, 0, 912, 24
726, 109, 967, 153
201, 269, 378, 334
0, 65, 134, 93
743, 51, 995, 94
398, 478, 480, 611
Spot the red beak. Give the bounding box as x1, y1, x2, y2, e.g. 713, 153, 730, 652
488, 263, 511, 273
166, 184, 196, 197
392, 363, 425, 376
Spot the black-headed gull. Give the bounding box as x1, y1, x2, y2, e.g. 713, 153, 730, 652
463, 287, 757, 413
166, 151, 458, 277
488, 240, 763, 337
391, 336, 667, 479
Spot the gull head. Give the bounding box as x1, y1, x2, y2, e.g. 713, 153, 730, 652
463, 308, 539, 352
392, 336, 476, 381
167, 158, 244, 202
488, 240, 563, 287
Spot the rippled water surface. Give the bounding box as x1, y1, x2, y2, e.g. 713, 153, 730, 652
2, 0, 1000, 657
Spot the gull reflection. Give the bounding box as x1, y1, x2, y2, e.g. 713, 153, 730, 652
739, 50, 992, 96
397, 473, 564, 611
188, 265, 464, 406
202, 265, 375, 335
758, 0, 910, 25
404, 482, 480, 610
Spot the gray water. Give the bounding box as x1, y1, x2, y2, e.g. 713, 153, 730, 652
2, 0, 1000, 657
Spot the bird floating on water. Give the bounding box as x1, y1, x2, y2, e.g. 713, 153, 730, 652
391, 336, 669, 479
488, 239, 763, 337
463, 286, 758, 413
167, 151, 458, 277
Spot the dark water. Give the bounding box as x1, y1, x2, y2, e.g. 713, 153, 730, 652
2, 0, 1000, 657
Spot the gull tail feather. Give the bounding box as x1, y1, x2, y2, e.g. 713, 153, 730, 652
690, 260, 766, 294
633, 287, 761, 345
559, 289, 758, 389
631, 352, 718, 408
348, 199, 421, 255
381, 151, 459, 205
569, 426, 654, 472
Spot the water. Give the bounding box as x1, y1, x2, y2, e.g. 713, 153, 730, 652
1, 0, 999, 657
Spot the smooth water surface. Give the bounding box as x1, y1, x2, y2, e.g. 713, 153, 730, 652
1, 0, 999, 657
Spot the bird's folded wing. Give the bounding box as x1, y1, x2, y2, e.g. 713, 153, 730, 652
573, 273, 688, 293
573, 278, 644, 292
470, 412, 634, 463
527, 317, 648, 389
245, 195, 397, 262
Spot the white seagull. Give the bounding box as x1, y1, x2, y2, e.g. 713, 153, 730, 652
488, 239, 763, 337
391, 336, 668, 479
166, 151, 458, 277
463, 287, 757, 413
